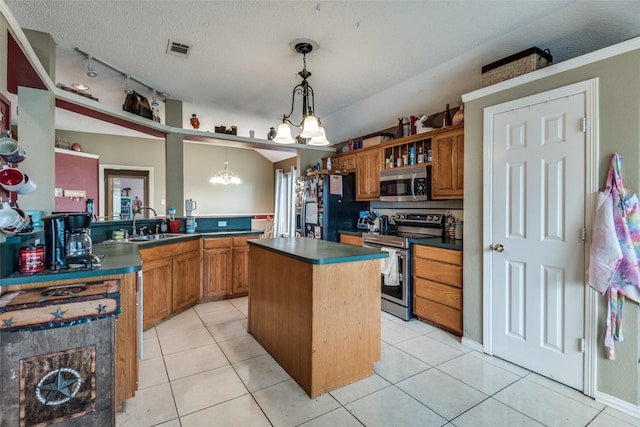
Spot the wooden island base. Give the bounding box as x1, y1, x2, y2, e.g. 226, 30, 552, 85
248, 240, 382, 398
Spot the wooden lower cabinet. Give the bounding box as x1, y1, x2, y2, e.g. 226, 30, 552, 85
413, 244, 463, 335
172, 248, 202, 312
203, 235, 257, 299
142, 257, 172, 329
231, 237, 250, 294
140, 239, 201, 330
339, 233, 363, 246
203, 238, 233, 298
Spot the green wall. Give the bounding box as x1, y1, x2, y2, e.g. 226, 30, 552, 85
464, 49, 640, 404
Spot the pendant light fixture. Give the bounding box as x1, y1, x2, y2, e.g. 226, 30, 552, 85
209, 147, 242, 185
274, 40, 330, 146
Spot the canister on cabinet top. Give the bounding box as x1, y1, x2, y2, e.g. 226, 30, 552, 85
19, 244, 45, 273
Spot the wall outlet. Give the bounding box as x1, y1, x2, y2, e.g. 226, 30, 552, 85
218, 220, 227, 227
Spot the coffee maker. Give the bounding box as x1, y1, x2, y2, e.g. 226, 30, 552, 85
44, 212, 100, 270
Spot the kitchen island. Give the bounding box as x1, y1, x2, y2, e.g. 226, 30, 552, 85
247, 237, 387, 397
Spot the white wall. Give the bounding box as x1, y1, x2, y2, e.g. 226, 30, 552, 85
183, 142, 274, 215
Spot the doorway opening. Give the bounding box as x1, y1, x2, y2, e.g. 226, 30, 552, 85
99, 165, 154, 220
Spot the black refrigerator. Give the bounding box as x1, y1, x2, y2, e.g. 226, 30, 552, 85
301, 173, 368, 242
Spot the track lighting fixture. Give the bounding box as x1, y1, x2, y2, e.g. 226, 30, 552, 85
151, 89, 159, 107
124, 74, 133, 95
86, 54, 97, 77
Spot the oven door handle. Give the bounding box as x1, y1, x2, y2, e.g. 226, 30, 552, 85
411, 173, 417, 200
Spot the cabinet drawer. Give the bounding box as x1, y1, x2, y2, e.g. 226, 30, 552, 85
414, 277, 462, 309
232, 235, 256, 247
340, 234, 363, 247
203, 237, 232, 249
140, 239, 200, 262
414, 245, 462, 265
414, 296, 462, 335
414, 258, 462, 287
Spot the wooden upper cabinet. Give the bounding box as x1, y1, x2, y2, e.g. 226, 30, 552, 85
431, 126, 464, 199
355, 148, 382, 200
335, 153, 356, 172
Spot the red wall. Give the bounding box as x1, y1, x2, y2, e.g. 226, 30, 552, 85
55, 151, 99, 213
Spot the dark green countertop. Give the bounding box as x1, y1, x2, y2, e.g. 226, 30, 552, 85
412, 237, 463, 251
248, 237, 388, 265
0, 243, 142, 286
0, 230, 264, 287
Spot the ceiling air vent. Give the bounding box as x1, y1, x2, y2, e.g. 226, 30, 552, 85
166, 40, 191, 57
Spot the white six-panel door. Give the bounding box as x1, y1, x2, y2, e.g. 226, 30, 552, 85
487, 92, 587, 390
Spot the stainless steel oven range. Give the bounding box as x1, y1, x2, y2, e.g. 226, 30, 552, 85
362, 212, 445, 320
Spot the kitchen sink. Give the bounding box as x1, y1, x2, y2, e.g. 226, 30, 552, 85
124, 233, 185, 242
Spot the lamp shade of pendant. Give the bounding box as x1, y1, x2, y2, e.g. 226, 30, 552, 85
274, 122, 296, 144
299, 115, 322, 138
308, 126, 330, 146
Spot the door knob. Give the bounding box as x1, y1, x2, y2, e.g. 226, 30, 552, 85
490, 243, 504, 252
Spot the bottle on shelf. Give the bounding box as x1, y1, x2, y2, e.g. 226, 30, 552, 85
417, 146, 424, 164
409, 147, 415, 165
443, 104, 452, 127
427, 146, 432, 162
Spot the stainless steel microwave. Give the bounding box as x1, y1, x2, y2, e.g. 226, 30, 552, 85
379, 165, 431, 202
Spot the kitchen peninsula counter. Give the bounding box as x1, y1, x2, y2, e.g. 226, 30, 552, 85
247, 238, 387, 397
0, 242, 142, 287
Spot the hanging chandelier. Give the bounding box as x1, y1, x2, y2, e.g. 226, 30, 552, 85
209, 148, 242, 185
274, 40, 330, 146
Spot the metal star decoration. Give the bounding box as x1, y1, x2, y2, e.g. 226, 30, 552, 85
2, 317, 15, 328
96, 304, 107, 313
50, 306, 66, 321
37, 369, 81, 404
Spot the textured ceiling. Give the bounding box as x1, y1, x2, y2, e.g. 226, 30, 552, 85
5, 1, 640, 161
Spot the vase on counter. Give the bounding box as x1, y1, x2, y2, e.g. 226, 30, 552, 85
452, 104, 464, 126
190, 114, 200, 129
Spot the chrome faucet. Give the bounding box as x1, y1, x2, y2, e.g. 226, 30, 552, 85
132, 207, 157, 236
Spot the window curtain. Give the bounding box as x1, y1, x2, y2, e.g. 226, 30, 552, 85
273, 166, 297, 238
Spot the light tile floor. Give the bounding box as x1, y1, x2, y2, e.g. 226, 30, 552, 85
117, 297, 640, 427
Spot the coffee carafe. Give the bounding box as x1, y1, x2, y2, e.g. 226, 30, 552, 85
64, 212, 100, 268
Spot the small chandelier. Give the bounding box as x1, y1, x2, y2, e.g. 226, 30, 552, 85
274, 40, 330, 146
209, 148, 242, 185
